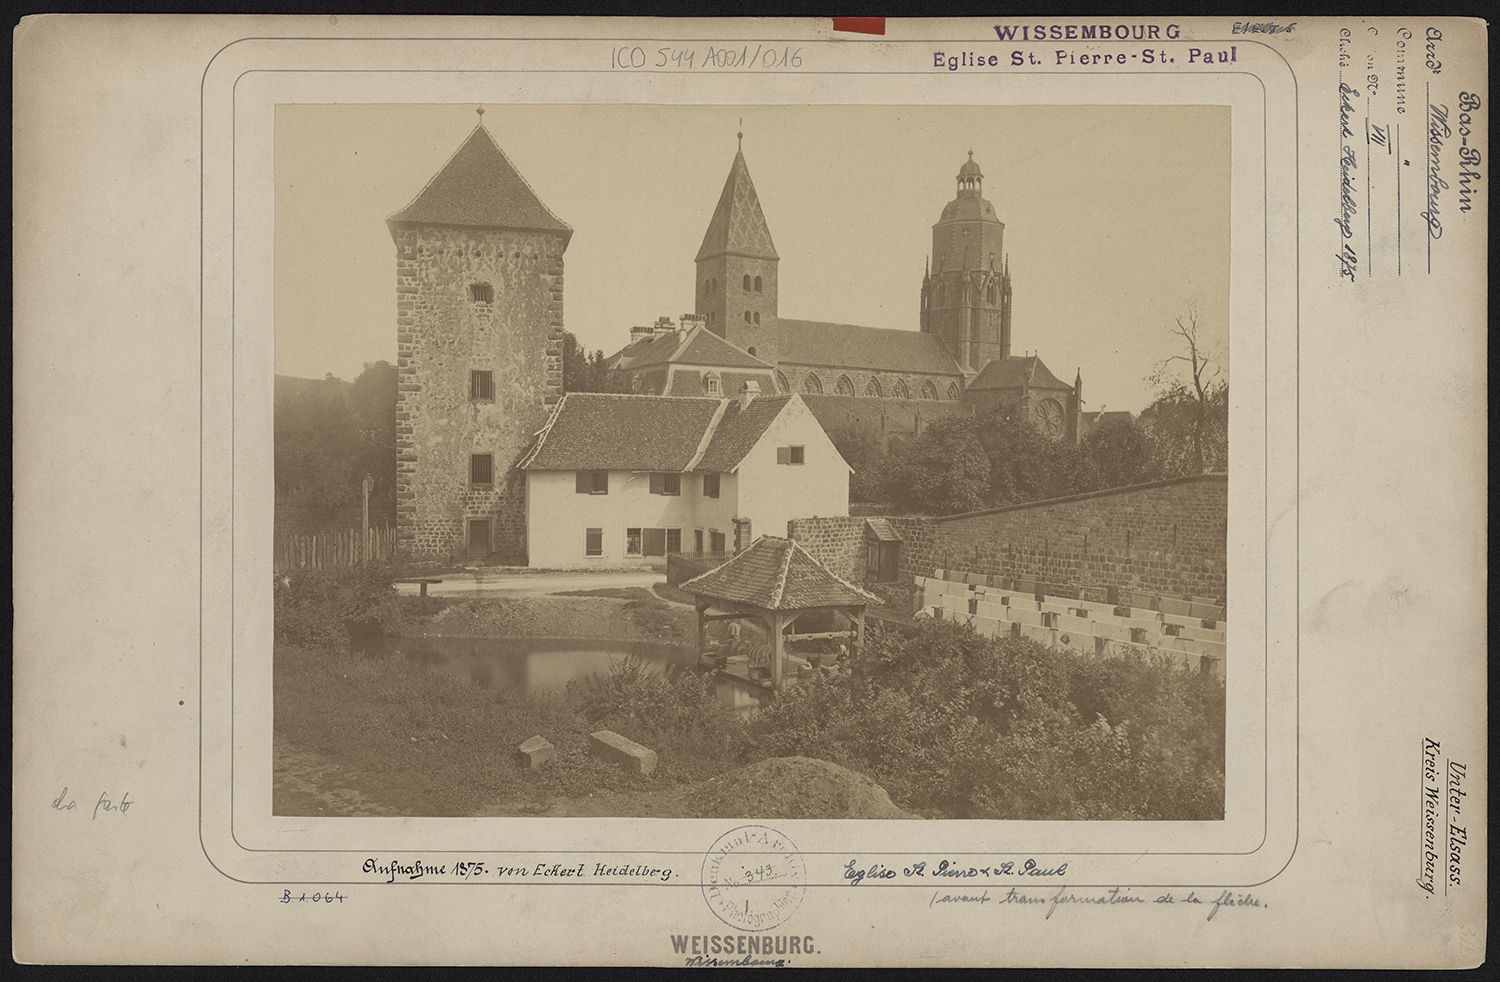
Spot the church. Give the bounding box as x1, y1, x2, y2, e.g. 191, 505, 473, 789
606, 138, 1084, 446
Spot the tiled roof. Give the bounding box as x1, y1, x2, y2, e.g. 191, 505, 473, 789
694, 395, 793, 473
666, 369, 778, 399
967, 355, 1072, 392
696, 151, 779, 262
519, 393, 722, 471
387, 126, 572, 242
865, 518, 903, 542
777, 320, 964, 376
681, 535, 882, 610
609, 324, 774, 372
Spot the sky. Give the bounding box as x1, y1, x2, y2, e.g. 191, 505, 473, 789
275, 103, 1229, 414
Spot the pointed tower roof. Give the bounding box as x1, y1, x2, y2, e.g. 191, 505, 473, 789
387, 125, 572, 244
695, 149, 779, 262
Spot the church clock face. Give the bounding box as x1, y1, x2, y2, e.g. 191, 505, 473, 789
1035, 398, 1065, 439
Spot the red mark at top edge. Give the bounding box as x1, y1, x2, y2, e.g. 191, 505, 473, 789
831, 17, 886, 36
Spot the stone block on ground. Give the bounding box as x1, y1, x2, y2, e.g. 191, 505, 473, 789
589, 729, 658, 776
517, 735, 556, 770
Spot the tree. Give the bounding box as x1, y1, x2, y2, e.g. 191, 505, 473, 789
826, 418, 888, 503
882, 415, 991, 515
1076, 416, 1161, 492
974, 406, 1083, 505
562, 332, 631, 393
274, 362, 396, 532
1143, 306, 1227, 474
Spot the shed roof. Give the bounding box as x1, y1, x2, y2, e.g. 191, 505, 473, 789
681, 535, 881, 610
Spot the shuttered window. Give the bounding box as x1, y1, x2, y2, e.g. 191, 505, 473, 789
702, 473, 720, 498
649, 473, 681, 495
585, 528, 603, 556
576, 470, 608, 494
642, 528, 667, 557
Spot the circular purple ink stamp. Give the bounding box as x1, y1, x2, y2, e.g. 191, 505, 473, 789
700, 825, 807, 931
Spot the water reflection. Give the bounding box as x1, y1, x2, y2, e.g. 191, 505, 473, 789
353, 635, 767, 710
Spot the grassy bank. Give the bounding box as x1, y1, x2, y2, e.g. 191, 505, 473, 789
274, 567, 1225, 820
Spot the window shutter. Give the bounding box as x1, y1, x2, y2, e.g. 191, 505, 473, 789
777, 447, 790, 465
593, 470, 609, 494
643, 528, 667, 557
576, 471, 590, 494
650, 473, 664, 494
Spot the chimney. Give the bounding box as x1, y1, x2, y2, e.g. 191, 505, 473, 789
681, 313, 706, 328
653, 315, 676, 337
738, 379, 761, 410
630, 325, 653, 343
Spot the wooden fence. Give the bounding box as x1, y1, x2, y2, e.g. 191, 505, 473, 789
274, 526, 396, 573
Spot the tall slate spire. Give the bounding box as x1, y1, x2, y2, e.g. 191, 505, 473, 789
695, 149, 779, 262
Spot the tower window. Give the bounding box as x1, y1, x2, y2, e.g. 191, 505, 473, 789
743, 274, 752, 291
753, 312, 761, 326
744, 311, 752, 324
470, 370, 494, 402
748, 347, 758, 356
754, 276, 763, 293
470, 453, 493, 485
469, 283, 493, 303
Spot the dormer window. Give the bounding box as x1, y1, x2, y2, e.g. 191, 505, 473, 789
469, 283, 493, 303
706, 372, 722, 395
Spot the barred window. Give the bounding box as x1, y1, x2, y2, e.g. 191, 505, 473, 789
469, 283, 493, 303
470, 454, 493, 485
470, 370, 494, 402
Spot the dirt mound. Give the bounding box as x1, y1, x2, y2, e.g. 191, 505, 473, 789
684, 756, 921, 820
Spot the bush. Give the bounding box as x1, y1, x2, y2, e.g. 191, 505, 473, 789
274, 565, 408, 651
742, 618, 1225, 820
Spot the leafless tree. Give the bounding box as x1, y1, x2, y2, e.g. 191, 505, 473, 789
1145, 304, 1224, 475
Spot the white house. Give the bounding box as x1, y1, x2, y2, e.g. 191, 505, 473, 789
519, 384, 849, 567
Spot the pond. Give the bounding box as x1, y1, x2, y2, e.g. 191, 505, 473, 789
353, 635, 769, 710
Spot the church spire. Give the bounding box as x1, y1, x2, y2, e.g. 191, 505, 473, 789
695, 142, 779, 263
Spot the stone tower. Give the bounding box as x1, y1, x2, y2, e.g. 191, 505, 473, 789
920, 152, 1013, 373
387, 120, 571, 561
694, 136, 781, 366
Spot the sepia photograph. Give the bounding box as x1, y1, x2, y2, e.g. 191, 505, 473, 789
272, 103, 1231, 822
14, 15, 1485, 967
